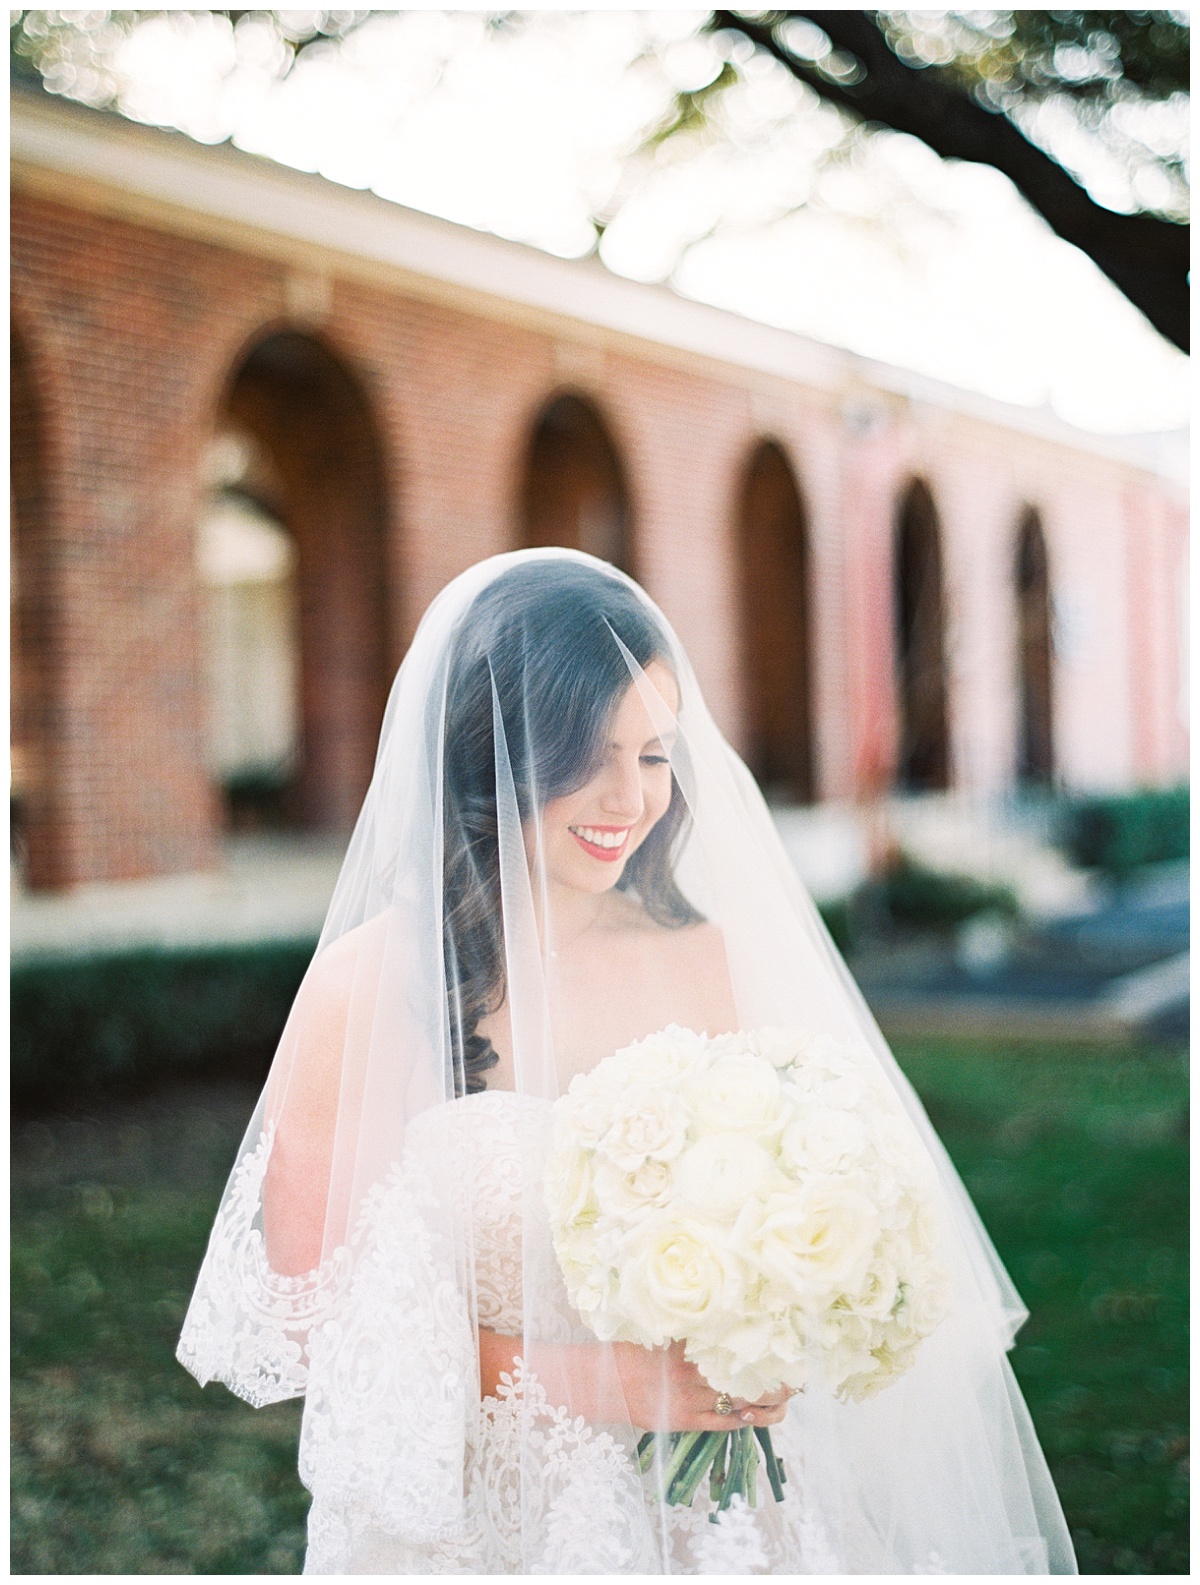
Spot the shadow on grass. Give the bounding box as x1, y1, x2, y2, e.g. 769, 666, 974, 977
11, 1044, 1189, 1574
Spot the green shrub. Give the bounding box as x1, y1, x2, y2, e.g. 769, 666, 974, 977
1061, 786, 1189, 878
880, 854, 1020, 930
10, 939, 316, 1106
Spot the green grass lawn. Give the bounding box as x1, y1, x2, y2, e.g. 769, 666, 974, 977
11, 1042, 1188, 1574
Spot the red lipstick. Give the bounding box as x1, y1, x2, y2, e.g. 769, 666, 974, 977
568, 825, 631, 863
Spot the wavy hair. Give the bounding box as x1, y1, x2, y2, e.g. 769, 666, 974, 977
441, 560, 700, 1095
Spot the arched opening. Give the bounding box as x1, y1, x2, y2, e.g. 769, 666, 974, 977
1015, 508, 1054, 786
893, 480, 950, 792
10, 326, 61, 888
737, 439, 815, 801
521, 392, 632, 572
211, 330, 392, 832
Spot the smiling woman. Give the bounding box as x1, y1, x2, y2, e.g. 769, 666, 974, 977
178, 549, 1076, 1574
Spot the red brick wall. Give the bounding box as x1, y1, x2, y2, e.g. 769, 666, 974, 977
10, 187, 1188, 888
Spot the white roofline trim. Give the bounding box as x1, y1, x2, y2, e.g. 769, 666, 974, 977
10, 87, 1186, 484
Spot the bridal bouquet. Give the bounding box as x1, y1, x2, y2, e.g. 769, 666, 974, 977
545, 1025, 950, 1512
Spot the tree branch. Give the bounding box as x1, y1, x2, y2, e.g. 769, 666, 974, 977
711, 10, 1188, 353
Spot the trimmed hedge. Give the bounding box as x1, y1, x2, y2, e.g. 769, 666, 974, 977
11, 938, 316, 1107
1061, 786, 1189, 878
879, 854, 1020, 930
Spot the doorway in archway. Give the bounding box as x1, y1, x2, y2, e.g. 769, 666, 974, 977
521, 392, 632, 572
1015, 509, 1054, 786
737, 440, 815, 802
208, 330, 392, 832
893, 480, 950, 792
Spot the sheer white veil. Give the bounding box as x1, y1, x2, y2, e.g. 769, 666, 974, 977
178, 546, 1076, 1574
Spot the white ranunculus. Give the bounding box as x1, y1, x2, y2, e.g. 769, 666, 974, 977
780, 1105, 867, 1175
617, 1214, 747, 1344
744, 1180, 879, 1297
597, 1089, 689, 1172
673, 1133, 774, 1219
686, 1053, 785, 1137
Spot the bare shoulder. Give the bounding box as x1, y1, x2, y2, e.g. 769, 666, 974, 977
303, 910, 394, 1001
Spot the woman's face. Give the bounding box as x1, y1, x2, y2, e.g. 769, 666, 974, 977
536, 659, 679, 898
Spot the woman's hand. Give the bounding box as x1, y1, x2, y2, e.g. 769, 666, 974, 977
613, 1340, 792, 1433
478, 1329, 793, 1432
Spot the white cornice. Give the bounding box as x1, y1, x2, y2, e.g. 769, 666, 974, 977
10, 86, 1186, 486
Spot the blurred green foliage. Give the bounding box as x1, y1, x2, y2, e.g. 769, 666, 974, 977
11, 1042, 1187, 1573
11, 939, 315, 1106
1059, 785, 1189, 879
879, 853, 1021, 929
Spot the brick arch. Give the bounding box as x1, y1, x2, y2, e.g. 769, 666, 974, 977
214, 327, 393, 831
893, 478, 951, 792
1014, 506, 1055, 787
735, 437, 815, 802
519, 389, 634, 575
10, 315, 68, 888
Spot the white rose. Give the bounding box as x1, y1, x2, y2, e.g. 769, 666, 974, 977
545, 1143, 597, 1229
619, 1025, 708, 1087
895, 1261, 950, 1338
780, 1105, 867, 1175
845, 1257, 900, 1320
741, 1180, 879, 1298
559, 1076, 622, 1149
673, 1133, 774, 1219
617, 1214, 748, 1346
598, 1090, 689, 1172
593, 1153, 674, 1221
686, 1054, 785, 1137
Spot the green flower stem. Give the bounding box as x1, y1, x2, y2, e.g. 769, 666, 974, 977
663, 1430, 706, 1492
641, 1427, 785, 1513
753, 1425, 786, 1503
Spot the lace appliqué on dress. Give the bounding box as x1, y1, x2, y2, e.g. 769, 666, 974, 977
299, 1155, 477, 1544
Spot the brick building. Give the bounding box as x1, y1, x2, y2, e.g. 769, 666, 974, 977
11, 88, 1189, 891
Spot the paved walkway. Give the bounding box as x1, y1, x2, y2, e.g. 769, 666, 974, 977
10, 835, 345, 959
853, 861, 1189, 1044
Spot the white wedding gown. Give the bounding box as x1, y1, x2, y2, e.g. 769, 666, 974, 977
302, 1091, 847, 1575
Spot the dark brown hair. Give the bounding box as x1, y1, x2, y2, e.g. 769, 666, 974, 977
441, 560, 700, 1095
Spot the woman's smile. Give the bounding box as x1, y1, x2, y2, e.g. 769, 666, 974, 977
568, 824, 632, 861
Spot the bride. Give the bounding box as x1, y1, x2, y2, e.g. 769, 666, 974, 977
179, 549, 1077, 1574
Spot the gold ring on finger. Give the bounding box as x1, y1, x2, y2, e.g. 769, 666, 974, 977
714, 1392, 734, 1416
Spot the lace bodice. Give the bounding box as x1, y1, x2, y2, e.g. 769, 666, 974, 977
405, 1090, 584, 1345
